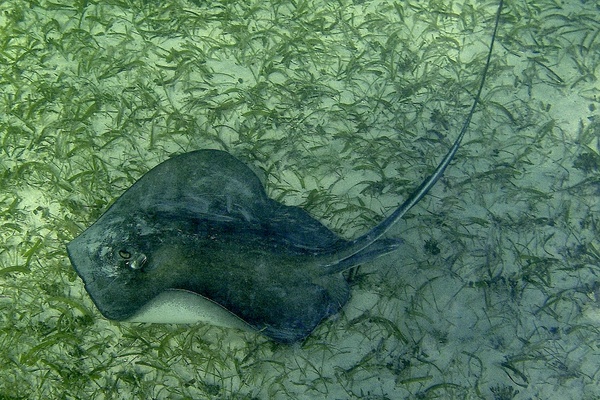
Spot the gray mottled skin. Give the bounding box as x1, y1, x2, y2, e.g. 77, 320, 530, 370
68, 150, 395, 342
67, 1, 502, 343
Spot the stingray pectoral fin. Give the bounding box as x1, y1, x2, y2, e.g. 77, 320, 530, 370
322, 238, 403, 274
266, 200, 342, 250
124, 289, 252, 332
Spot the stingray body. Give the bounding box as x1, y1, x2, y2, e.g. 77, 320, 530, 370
67, 2, 502, 343
67, 149, 400, 342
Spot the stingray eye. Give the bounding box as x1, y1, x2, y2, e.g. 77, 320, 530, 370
118, 250, 131, 259
118, 249, 148, 271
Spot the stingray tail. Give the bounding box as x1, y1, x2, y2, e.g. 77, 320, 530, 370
320, 0, 503, 276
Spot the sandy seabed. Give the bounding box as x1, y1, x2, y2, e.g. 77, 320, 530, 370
0, 0, 598, 399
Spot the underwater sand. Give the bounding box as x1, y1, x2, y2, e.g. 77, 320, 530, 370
0, 0, 598, 399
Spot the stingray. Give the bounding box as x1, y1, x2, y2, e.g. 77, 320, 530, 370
67, 3, 502, 343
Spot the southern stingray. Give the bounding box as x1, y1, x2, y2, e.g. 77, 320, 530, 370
67, 2, 503, 343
